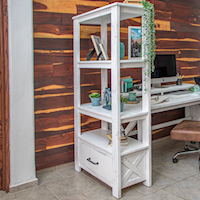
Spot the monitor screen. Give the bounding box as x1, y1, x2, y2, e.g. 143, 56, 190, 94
151, 54, 177, 78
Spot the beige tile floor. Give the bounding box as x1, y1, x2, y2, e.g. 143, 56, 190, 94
1, 136, 200, 200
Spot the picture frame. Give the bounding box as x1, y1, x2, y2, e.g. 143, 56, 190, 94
128, 26, 142, 59
91, 35, 108, 60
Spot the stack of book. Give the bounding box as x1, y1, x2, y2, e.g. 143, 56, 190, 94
121, 77, 133, 93
107, 133, 128, 146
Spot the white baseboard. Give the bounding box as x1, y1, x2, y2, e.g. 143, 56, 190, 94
9, 178, 38, 193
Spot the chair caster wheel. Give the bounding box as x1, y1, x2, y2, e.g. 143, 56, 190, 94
184, 147, 190, 151
173, 158, 178, 163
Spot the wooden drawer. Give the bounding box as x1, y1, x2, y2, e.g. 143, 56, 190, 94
80, 143, 112, 183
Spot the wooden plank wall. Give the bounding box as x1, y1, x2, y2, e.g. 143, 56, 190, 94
33, 0, 200, 170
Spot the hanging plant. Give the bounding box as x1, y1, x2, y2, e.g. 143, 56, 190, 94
142, 0, 156, 73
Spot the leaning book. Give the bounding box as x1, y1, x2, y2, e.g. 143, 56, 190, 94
107, 133, 128, 146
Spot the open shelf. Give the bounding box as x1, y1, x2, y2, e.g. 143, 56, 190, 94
79, 129, 149, 157
79, 103, 148, 123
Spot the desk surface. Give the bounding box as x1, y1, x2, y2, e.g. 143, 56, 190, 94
151, 92, 200, 113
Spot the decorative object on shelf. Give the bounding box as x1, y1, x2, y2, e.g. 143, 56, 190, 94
128, 92, 136, 101
103, 88, 111, 110
120, 42, 125, 60
123, 0, 142, 5
87, 35, 109, 61
107, 132, 128, 146
89, 92, 101, 106
128, 26, 142, 59
176, 73, 184, 85
99, 43, 109, 60
142, 0, 156, 72
176, 79, 182, 85
134, 84, 142, 91
121, 77, 133, 92
127, 98, 140, 104
120, 95, 128, 112
190, 85, 200, 92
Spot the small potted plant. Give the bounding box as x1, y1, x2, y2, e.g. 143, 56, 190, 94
120, 95, 128, 112
89, 92, 101, 106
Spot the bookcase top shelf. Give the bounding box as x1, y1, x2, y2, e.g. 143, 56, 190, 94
78, 59, 145, 69
72, 2, 143, 24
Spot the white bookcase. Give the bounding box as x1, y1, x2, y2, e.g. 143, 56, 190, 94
73, 3, 151, 199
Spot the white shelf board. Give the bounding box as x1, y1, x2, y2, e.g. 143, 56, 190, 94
78, 61, 111, 69
72, 3, 143, 25
79, 129, 112, 155
120, 59, 144, 69
79, 129, 149, 157
79, 103, 148, 123
78, 59, 144, 69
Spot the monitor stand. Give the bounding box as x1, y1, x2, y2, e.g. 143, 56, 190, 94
152, 83, 169, 88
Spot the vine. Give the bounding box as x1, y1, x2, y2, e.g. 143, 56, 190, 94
142, 0, 156, 73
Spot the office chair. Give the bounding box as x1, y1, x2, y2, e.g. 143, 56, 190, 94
170, 120, 200, 170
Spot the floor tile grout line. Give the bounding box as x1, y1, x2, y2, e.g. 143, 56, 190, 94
136, 187, 186, 200
54, 170, 67, 179
37, 172, 65, 186
45, 184, 60, 200
163, 188, 187, 200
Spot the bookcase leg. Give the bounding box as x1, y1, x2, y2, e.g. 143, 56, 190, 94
143, 148, 152, 187
112, 186, 121, 199
75, 162, 81, 172
111, 4, 121, 199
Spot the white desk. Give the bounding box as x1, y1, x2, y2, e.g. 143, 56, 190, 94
126, 84, 200, 136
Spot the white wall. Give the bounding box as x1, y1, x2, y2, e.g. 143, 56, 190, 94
7, 0, 37, 188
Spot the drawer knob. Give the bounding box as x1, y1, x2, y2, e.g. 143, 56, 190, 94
87, 158, 99, 165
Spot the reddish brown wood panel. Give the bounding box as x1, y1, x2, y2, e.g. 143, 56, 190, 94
34, 0, 200, 170
0, 0, 10, 191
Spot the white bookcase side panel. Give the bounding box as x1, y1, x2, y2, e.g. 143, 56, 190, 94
73, 19, 81, 172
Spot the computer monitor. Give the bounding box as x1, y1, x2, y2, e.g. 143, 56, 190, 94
151, 54, 177, 87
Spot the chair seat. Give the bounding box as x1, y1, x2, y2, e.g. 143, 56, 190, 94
171, 120, 200, 142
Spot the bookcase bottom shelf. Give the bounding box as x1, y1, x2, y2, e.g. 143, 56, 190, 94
79, 128, 149, 156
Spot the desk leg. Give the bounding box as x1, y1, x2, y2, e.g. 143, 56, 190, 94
186, 105, 200, 121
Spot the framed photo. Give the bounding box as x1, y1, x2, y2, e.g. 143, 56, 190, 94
128, 26, 142, 59
91, 35, 108, 60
